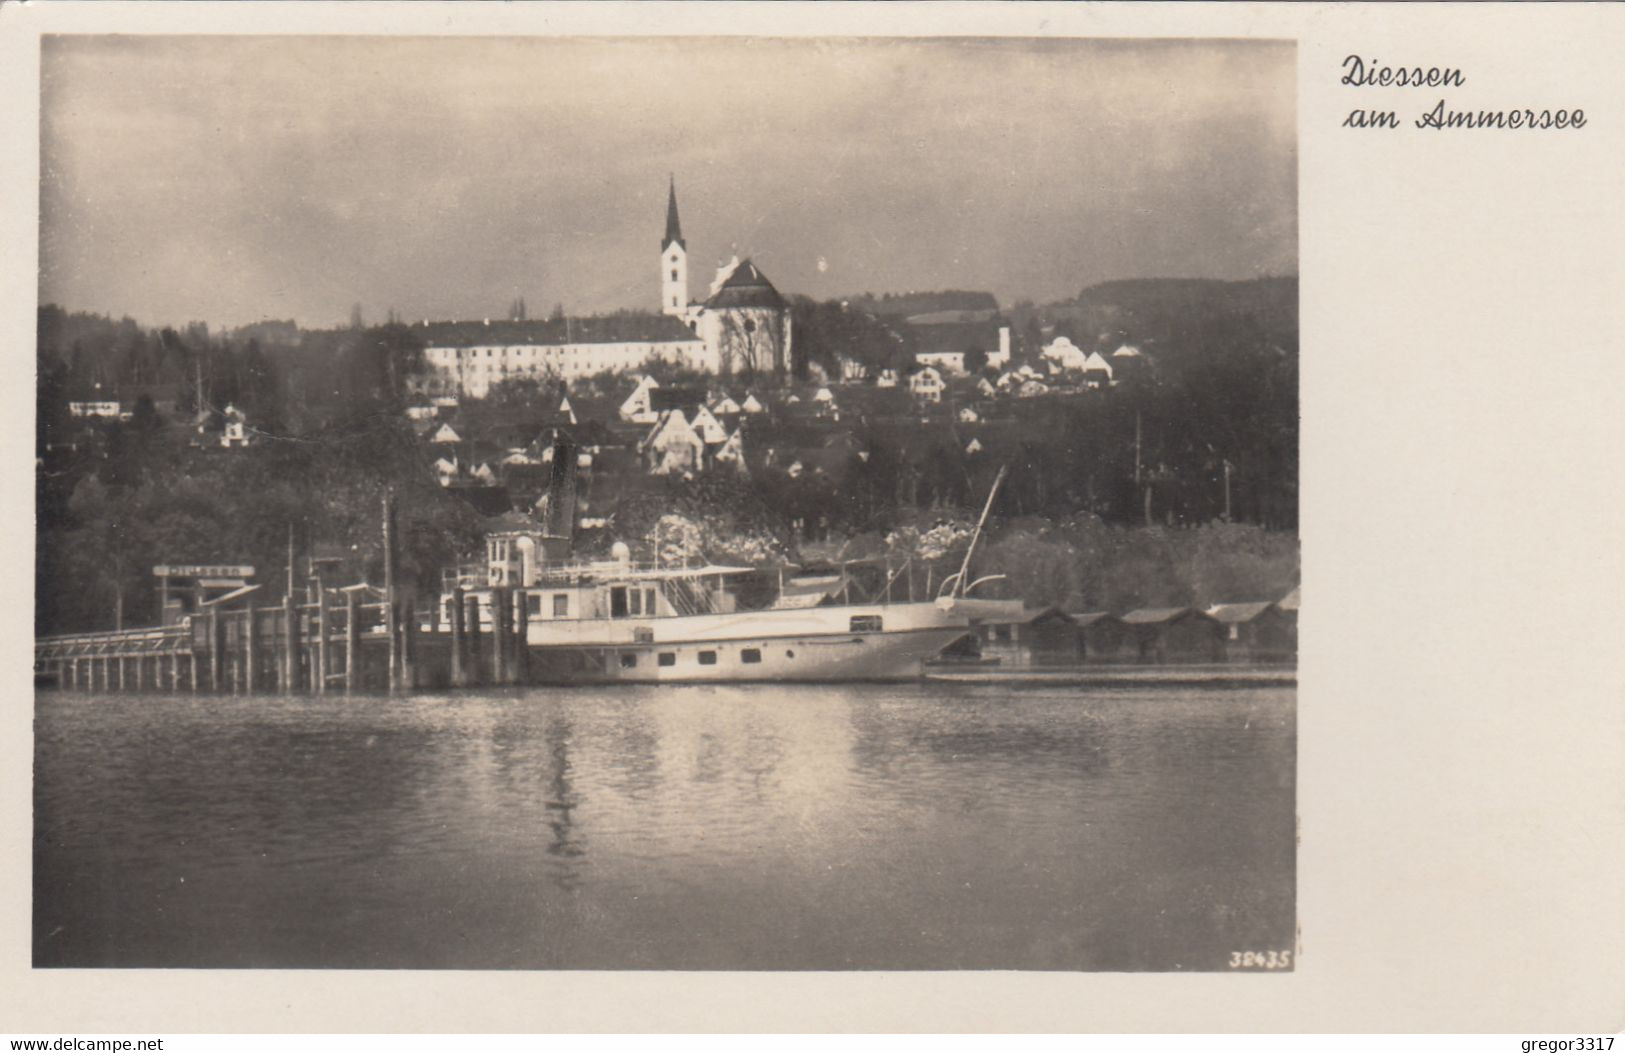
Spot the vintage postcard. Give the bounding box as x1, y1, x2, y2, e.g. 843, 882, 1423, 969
2, 0, 1622, 1035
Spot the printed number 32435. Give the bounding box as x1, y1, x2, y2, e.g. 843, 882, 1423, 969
1230, 950, 1291, 969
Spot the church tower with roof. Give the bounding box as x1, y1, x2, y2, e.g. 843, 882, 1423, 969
660, 177, 688, 317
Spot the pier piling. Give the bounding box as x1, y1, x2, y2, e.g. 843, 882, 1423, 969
464, 592, 482, 685
513, 589, 529, 684
450, 587, 466, 687
491, 587, 509, 685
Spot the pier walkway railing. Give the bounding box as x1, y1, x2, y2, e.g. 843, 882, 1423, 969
36, 584, 540, 695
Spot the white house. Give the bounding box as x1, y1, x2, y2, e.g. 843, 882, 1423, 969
1081, 350, 1115, 387
690, 404, 729, 445
430, 422, 462, 444
220, 404, 251, 448
909, 366, 945, 403
712, 395, 742, 416
740, 393, 766, 414
876, 369, 900, 389
958, 406, 981, 424
1042, 335, 1090, 372
638, 410, 705, 476
619, 375, 661, 423
714, 428, 748, 474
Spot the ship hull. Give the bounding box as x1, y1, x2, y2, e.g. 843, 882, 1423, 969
504, 600, 1019, 685
518, 625, 972, 684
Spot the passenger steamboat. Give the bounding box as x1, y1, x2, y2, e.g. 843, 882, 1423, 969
438, 449, 1022, 684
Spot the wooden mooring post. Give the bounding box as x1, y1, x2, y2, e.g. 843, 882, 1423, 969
400, 595, 418, 690
281, 594, 296, 695
464, 591, 482, 686
513, 589, 529, 684
345, 591, 360, 694
491, 587, 509, 685
317, 588, 331, 697
208, 606, 223, 692
450, 587, 466, 687
245, 603, 258, 694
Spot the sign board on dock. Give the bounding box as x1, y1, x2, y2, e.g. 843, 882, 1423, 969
152, 564, 256, 579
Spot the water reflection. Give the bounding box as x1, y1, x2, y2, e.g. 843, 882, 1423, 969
542, 715, 585, 892
34, 684, 1294, 970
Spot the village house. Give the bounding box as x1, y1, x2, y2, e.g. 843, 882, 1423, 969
909, 366, 945, 403
638, 410, 706, 476
219, 404, 252, 448
1041, 335, 1090, 372
1080, 351, 1115, 388
618, 375, 661, 423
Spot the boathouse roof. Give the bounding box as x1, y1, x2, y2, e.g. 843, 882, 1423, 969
1205, 601, 1277, 625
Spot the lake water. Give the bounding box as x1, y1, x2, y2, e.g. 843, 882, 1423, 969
33, 683, 1294, 970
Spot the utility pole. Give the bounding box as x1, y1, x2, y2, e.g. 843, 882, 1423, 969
1223, 459, 1233, 522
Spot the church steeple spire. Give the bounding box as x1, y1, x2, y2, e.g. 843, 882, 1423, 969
660, 176, 689, 317
663, 175, 685, 251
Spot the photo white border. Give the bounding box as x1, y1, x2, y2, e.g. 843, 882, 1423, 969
3, 1, 1623, 1034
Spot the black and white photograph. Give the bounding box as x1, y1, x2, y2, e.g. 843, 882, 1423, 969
30, 33, 1299, 971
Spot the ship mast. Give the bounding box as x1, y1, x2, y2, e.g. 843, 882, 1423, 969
952, 464, 1008, 598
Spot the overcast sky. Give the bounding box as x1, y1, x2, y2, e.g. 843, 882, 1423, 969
40, 36, 1295, 330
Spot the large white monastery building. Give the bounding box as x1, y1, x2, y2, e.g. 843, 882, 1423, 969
412, 180, 792, 398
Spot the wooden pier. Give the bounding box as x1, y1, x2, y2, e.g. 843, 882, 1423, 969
34, 588, 540, 696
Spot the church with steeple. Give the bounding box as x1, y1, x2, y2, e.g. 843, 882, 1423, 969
411, 178, 792, 398
661, 177, 689, 318
661, 178, 793, 376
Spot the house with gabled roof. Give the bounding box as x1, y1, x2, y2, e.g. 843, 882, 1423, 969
619, 374, 660, 423
909, 366, 945, 403
689, 403, 729, 445
713, 427, 748, 475
638, 409, 705, 476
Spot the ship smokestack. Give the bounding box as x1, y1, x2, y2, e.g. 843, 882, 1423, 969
543, 434, 578, 542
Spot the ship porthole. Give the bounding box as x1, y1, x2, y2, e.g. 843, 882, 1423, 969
786, 649, 795, 659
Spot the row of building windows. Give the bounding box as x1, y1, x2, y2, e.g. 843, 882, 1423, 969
429, 343, 702, 362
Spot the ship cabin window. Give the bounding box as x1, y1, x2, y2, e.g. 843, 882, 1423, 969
994, 624, 1012, 643
610, 586, 629, 618
698, 650, 718, 666
553, 593, 569, 618
645, 587, 658, 614
658, 652, 676, 667
741, 648, 762, 664
850, 615, 884, 633
620, 652, 637, 669
628, 588, 645, 616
